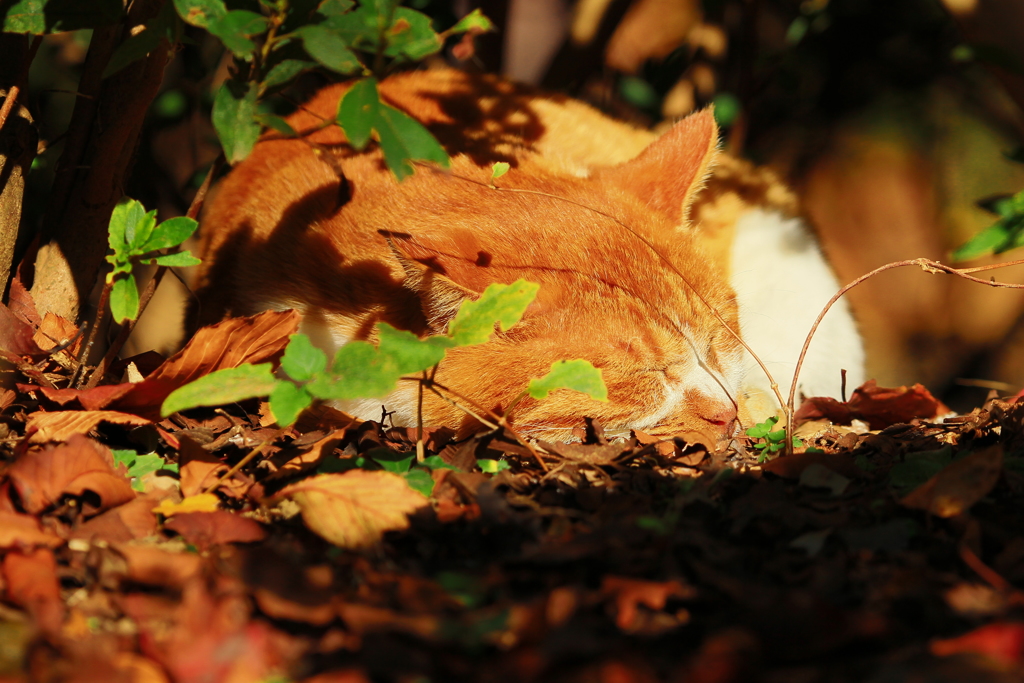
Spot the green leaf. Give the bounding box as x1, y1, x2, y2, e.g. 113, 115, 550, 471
212, 79, 261, 164
128, 453, 172, 479
129, 210, 159, 252
337, 77, 377, 150
103, 1, 178, 78
447, 279, 539, 346
297, 24, 362, 74
384, 8, 442, 61
107, 198, 146, 257
527, 359, 608, 402
477, 458, 509, 474
255, 113, 297, 136
171, 0, 227, 28
372, 449, 414, 473
421, 455, 459, 471
317, 0, 355, 16
109, 274, 140, 323
490, 162, 509, 181
887, 446, 954, 492
377, 323, 449, 374
618, 76, 658, 110
162, 363, 278, 416
403, 467, 435, 497
337, 77, 448, 179
1, 0, 122, 33
262, 59, 315, 90
269, 381, 313, 426
206, 10, 267, 59
141, 251, 202, 267
745, 416, 778, 439
447, 8, 494, 34
138, 216, 198, 253
280, 333, 327, 382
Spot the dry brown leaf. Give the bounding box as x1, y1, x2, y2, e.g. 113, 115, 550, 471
901, 444, 1003, 517
26, 410, 152, 443
163, 510, 266, 550
71, 493, 166, 544
7, 434, 136, 516
2, 548, 64, 634
109, 309, 300, 419
796, 380, 949, 430
0, 510, 63, 548
278, 471, 429, 549
33, 312, 81, 359
116, 544, 204, 589
606, 0, 703, 73
601, 575, 696, 631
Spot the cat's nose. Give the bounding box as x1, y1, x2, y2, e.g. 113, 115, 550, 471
701, 403, 738, 430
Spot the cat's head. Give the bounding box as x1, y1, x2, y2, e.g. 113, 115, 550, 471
376, 109, 747, 444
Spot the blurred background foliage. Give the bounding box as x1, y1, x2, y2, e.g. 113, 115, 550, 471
8, 0, 1024, 409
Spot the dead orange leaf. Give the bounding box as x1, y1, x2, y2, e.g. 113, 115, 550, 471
0, 510, 63, 548
26, 410, 151, 443
930, 621, 1024, 665
2, 547, 64, 634
152, 493, 220, 517
601, 575, 696, 631
163, 510, 266, 550
900, 444, 1003, 517
278, 471, 429, 549
7, 434, 135, 516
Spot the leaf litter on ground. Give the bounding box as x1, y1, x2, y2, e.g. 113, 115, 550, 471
4, 309, 1024, 681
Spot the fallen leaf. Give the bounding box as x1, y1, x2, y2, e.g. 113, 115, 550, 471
7, 435, 136, 516
2, 548, 64, 634
71, 493, 166, 544
600, 575, 696, 631
796, 380, 949, 430
26, 410, 151, 443
277, 470, 429, 548
33, 312, 81, 359
117, 545, 204, 589
900, 444, 1003, 517
152, 493, 220, 517
0, 301, 44, 356
163, 511, 266, 550
110, 310, 300, 419
930, 621, 1024, 665
0, 510, 63, 548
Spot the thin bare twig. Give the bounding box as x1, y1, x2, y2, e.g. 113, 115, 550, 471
203, 439, 272, 494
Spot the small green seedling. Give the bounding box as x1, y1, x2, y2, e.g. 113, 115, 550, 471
106, 197, 200, 323
745, 416, 803, 462
489, 161, 510, 186
113, 449, 179, 492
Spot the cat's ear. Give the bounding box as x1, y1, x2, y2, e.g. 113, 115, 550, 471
383, 232, 479, 333
595, 107, 719, 224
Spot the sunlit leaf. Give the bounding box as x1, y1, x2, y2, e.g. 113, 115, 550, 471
447, 8, 494, 34
527, 359, 608, 402
109, 274, 140, 323
141, 251, 202, 267
384, 8, 442, 61
447, 279, 539, 346
161, 362, 278, 416
137, 216, 198, 253
280, 333, 327, 382
153, 493, 220, 516
269, 381, 313, 426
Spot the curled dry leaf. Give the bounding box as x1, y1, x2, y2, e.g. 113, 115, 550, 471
277, 470, 429, 549
0, 510, 63, 548
0, 301, 44, 357
795, 380, 949, 431
26, 410, 151, 444
7, 434, 136, 516
900, 444, 1003, 518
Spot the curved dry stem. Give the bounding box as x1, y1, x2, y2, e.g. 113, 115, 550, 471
787, 256, 1024, 438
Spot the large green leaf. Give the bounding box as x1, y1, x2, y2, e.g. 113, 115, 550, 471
337, 77, 377, 150
161, 363, 279, 416
212, 78, 261, 164
527, 359, 608, 402
297, 24, 361, 74
447, 280, 539, 346
280, 333, 327, 382
1, 0, 122, 33
383, 8, 441, 61
206, 10, 266, 59
137, 216, 198, 253
269, 381, 313, 426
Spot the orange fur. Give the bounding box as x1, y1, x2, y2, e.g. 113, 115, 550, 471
193, 70, 754, 443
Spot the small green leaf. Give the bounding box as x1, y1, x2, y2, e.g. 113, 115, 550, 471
421, 455, 459, 471
528, 359, 608, 402
490, 162, 509, 181
372, 449, 415, 473
109, 274, 140, 323
269, 381, 313, 426
745, 416, 778, 439
280, 334, 327, 382
403, 467, 435, 497
255, 113, 297, 137
447, 280, 539, 346
377, 323, 449, 374
262, 59, 316, 90
477, 458, 509, 474
317, 0, 355, 16
207, 10, 267, 59
172, 0, 227, 28
447, 8, 494, 34
212, 79, 261, 164
107, 198, 146, 256
141, 251, 202, 267
297, 24, 362, 74
162, 363, 278, 416
712, 92, 742, 127
384, 8, 442, 61
138, 216, 199, 253
618, 76, 659, 109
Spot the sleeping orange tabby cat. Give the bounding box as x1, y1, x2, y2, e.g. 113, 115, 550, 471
192, 69, 864, 443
